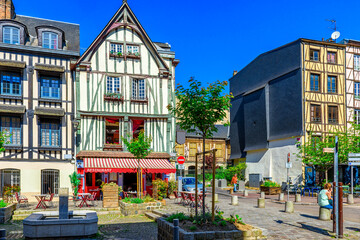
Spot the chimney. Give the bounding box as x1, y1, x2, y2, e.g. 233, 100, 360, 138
233, 70, 238, 76
0, 0, 15, 19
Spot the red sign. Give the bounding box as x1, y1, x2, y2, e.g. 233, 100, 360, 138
177, 156, 185, 164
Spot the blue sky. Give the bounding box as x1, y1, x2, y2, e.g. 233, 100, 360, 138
15, 0, 360, 92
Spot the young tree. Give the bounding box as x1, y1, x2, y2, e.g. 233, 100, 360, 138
168, 77, 232, 218
0, 130, 8, 153
122, 131, 152, 198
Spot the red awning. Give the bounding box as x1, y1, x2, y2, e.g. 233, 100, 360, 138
84, 158, 176, 174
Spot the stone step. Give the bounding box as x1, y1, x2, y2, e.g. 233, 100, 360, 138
145, 212, 162, 222
13, 214, 30, 220
97, 211, 122, 215
152, 209, 169, 218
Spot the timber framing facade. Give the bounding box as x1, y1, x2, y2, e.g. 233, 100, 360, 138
75, 1, 178, 192
230, 38, 346, 184
0, 0, 80, 199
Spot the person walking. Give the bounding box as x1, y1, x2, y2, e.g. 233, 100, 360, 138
231, 174, 238, 192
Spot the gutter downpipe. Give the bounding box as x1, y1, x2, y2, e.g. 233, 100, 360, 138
301, 41, 306, 185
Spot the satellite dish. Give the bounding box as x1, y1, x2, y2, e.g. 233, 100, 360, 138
331, 31, 340, 40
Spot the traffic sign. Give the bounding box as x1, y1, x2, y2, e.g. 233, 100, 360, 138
286, 162, 292, 169
177, 156, 185, 164
349, 162, 360, 166
348, 153, 360, 157
348, 153, 360, 166
323, 148, 334, 153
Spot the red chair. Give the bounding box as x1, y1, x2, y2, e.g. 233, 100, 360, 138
88, 192, 97, 206
180, 192, 189, 205
173, 191, 181, 204
187, 193, 196, 207
15, 192, 29, 207
123, 192, 129, 198
71, 193, 81, 207
43, 193, 55, 207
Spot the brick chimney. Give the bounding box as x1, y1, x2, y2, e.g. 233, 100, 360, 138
0, 0, 15, 19
233, 70, 238, 76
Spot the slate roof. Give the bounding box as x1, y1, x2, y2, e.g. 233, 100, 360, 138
177, 125, 230, 140
14, 15, 80, 53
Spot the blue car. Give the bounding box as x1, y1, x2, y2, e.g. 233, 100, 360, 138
182, 177, 204, 192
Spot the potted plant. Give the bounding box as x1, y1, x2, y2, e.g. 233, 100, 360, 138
167, 180, 177, 199
260, 180, 281, 195
153, 179, 168, 205
69, 172, 81, 203
117, 52, 122, 57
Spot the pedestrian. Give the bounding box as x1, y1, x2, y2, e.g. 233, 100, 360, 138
231, 174, 238, 192
318, 183, 333, 218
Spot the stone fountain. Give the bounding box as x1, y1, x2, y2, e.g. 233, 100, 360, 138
23, 188, 98, 239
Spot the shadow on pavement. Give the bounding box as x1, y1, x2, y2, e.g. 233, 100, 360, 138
346, 227, 360, 232
299, 214, 319, 220
273, 220, 332, 237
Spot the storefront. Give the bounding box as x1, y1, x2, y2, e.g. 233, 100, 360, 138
76, 151, 176, 198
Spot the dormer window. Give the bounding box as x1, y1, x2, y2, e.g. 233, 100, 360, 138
3, 26, 19, 45
42, 32, 58, 49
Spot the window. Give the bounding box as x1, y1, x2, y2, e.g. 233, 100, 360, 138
0, 169, 20, 197
355, 55, 360, 71
42, 32, 58, 49
106, 77, 120, 94
3, 26, 19, 45
327, 52, 336, 64
132, 119, 144, 139
127, 45, 139, 55
310, 49, 319, 61
40, 119, 60, 147
105, 118, 120, 144
110, 43, 123, 54
310, 74, 320, 92
1, 72, 21, 96
310, 104, 321, 123
41, 169, 59, 195
0, 116, 21, 146
355, 82, 360, 99
327, 76, 337, 93
188, 166, 195, 176
328, 106, 338, 124
132, 79, 145, 100
40, 77, 60, 99
355, 110, 360, 124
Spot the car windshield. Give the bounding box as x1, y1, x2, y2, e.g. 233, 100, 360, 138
183, 178, 199, 185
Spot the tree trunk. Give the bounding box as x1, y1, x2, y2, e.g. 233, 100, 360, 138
325, 169, 328, 183
202, 136, 206, 218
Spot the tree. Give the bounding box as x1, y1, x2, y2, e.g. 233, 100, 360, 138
0, 131, 8, 153
122, 131, 152, 198
69, 172, 81, 197
168, 77, 232, 218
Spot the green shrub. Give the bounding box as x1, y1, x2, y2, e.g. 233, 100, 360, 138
189, 226, 197, 231
261, 180, 280, 187
143, 195, 155, 203
165, 212, 190, 222
0, 200, 7, 208
153, 179, 168, 200
167, 180, 177, 196
122, 197, 144, 204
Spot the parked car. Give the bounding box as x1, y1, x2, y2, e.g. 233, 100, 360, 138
182, 177, 205, 192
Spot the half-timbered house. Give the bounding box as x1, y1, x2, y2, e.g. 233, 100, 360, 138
0, 0, 79, 199
75, 1, 178, 196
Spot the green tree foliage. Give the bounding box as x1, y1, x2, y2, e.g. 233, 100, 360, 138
69, 172, 81, 197
0, 131, 9, 152
122, 131, 152, 159
168, 77, 232, 218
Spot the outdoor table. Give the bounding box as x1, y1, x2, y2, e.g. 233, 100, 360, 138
33, 194, 48, 209
78, 193, 91, 208
127, 191, 137, 198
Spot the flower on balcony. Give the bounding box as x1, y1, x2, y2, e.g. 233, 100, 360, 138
104, 92, 123, 99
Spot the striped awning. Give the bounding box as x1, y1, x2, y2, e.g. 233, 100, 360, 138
83, 158, 176, 174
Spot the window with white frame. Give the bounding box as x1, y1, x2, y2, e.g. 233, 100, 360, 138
355, 82, 360, 99
132, 79, 145, 100
355, 55, 360, 71
110, 43, 123, 55
355, 110, 360, 124
3, 26, 19, 45
106, 76, 120, 94
42, 32, 58, 49
127, 45, 139, 55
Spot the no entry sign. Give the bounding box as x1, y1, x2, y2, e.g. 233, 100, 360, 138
177, 156, 185, 164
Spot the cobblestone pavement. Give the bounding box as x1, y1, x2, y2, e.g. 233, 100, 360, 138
161, 194, 360, 240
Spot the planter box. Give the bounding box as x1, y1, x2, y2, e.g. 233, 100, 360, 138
119, 201, 162, 216
103, 144, 123, 151
0, 203, 17, 223
260, 186, 281, 195
158, 218, 263, 240
102, 185, 119, 208
109, 53, 124, 58
104, 96, 124, 102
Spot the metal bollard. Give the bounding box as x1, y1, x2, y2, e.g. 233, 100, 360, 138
173, 219, 179, 240
0, 229, 5, 240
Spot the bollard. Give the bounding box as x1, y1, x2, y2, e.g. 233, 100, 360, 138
258, 198, 265, 208
231, 196, 238, 206
0, 229, 5, 240
278, 193, 284, 201
319, 208, 331, 221
295, 193, 301, 202
244, 190, 248, 197
260, 191, 265, 199
285, 201, 294, 213
173, 219, 179, 240
347, 194, 354, 204
214, 194, 218, 202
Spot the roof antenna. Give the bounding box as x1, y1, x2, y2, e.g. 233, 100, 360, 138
326, 19, 340, 43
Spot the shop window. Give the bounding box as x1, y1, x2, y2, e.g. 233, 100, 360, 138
105, 118, 120, 144
41, 169, 59, 195
109, 172, 118, 183
188, 166, 196, 176
132, 119, 144, 139
86, 173, 93, 187
95, 173, 102, 186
